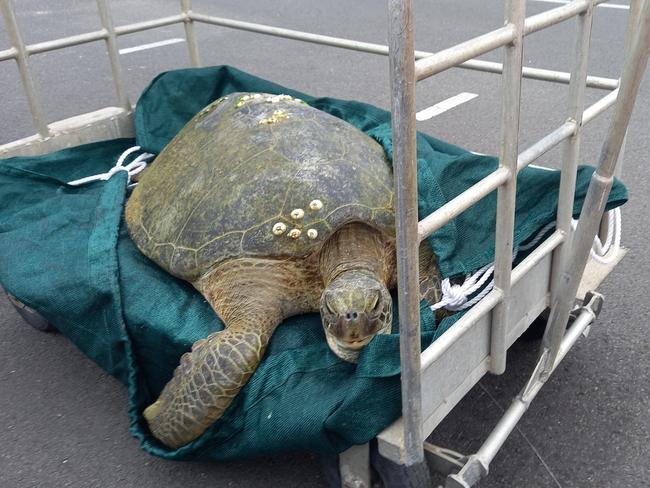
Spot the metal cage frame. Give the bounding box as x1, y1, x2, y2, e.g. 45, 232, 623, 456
2, 1, 649, 487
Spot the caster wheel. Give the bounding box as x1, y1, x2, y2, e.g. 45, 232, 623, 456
6, 293, 56, 332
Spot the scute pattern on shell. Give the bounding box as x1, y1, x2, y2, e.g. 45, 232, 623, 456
125, 92, 395, 281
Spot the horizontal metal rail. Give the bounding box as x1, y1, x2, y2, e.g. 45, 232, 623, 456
417, 168, 510, 241
415, 25, 516, 81
524, 0, 607, 35
0, 8, 618, 91
114, 14, 186, 36
583, 87, 620, 123
0, 46, 15, 61
420, 290, 503, 371
458, 59, 618, 90
193, 11, 618, 89
517, 121, 576, 171
418, 83, 621, 242
0, 14, 186, 58
28, 30, 108, 54
518, 86, 620, 172
416, 0, 611, 81
510, 230, 565, 284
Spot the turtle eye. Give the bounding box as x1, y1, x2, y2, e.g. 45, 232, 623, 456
369, 293, 381, 313
324, 293, 337, 314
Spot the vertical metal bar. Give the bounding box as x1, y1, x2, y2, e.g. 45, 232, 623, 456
599, 130, 625, 241
489, 0, 526, 375
0, 0, 51, 137
96, 0, 131, 111
387, 0, 422, 466
598, 1, 638, 247
542, 0, 650, 376
549, 1, 595, 307
609, 0, 640, 179
181, 0, 202, 67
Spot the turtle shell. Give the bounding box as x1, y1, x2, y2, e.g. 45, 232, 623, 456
125, 92, 395, 281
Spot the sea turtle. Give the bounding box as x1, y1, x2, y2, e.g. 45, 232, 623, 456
125, 92, 442, 449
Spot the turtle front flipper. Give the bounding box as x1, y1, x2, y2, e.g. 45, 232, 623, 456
144, 309, 279, 448
418, 242, 442, 306
143, 257, 321, 449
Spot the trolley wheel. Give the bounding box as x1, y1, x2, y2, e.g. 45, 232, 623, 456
320, 440, 433, 488
5, 292, 56, 332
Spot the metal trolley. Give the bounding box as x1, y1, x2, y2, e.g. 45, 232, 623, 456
1, 1, 648, 487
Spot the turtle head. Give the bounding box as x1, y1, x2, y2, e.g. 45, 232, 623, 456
320, 270, 392, 363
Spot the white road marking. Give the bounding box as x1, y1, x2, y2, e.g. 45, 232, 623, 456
531, 0, 629, 10
119, 38, 185, 55
416, 92, 479, 121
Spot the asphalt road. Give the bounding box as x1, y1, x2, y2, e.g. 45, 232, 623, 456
1, 1, 648, 487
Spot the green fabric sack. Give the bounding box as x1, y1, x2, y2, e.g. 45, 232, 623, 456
0, 65, 627, 462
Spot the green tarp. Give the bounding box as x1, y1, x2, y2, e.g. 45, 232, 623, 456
0, 66, 627, 461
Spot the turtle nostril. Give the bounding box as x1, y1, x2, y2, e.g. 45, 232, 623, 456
345, 312, 358, 320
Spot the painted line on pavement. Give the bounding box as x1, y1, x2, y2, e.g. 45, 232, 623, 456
416, 92, 479, 121
119, 38, 185, 55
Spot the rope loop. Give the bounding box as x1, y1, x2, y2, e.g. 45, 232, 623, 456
67, 146, 155, 187
430, 208, 622, 313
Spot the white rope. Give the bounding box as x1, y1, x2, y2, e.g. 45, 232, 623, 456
67, 146, 154, 187
430, 208, 622, 313
583, 207, 622, 264
430, 261, 496, 312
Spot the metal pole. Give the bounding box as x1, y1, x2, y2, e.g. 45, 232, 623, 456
0, 0, 51, 138
599, 0, 640, 241
549, 0, 595, 312
542, 0, 650, 377
489, 0, 526, 375
387, 0, 422, 466
96, 0, 131, 111
180, 0, 202, 67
